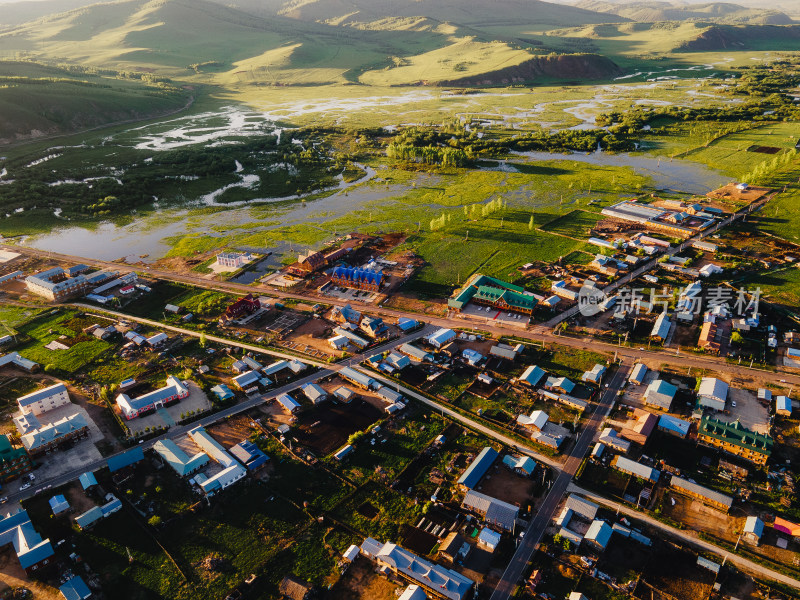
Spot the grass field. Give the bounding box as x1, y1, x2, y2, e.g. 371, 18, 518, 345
15, 309, 114, 374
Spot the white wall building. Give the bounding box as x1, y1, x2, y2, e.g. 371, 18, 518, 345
17, 383, 70, 416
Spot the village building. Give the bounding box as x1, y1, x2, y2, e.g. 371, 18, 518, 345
229, 440, 269, 471
448, 274, 537, 315
611, 455, 660, 483
25, 267, 89, 301
216, 251, 251, 270
743, 516, 764, 545
643, 379, 677, 411
17, 413, 89, 455
620, 410, 658, 445
457, 447, 498, 490
776, 396, 793, 416
331, 266, 383, 291
225, 294, 261, 320
585, 520, 613, 551
0, 435, 32, 481
519, 365, 546, 387
360, 538, 474, 600
188, 427, 246, 495
698, 416, 772, 465
154, 439, 210, 477
697, 377, 728, 411
581, 364, 606, 385
438, 532, 470, 565
669, 476, 733, 512
598, 428, 631, 454
650, 312, 671, 342
477, 528, 502, 552
698, 322, 720, 353
657, 414, 691, 438
116, 376, 189, 420
17, 383, 70, 416
0, 510, 53, 574
461, 490, 519, 532
58, 576, 92, 600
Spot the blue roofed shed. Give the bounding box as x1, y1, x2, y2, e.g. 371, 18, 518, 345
229, 440, 269, 470
457, 447, 498, 489
49, 495, 69, 515
585, 520, 613, 550
59, 576, 92, 600
75, 507, 104, 530
211, 384, 234, 401
658, 414, 691, 438
397, 318, 420, 332
78, 472, 97, 490
107, 447, 144, 473
519, 365, 545, 387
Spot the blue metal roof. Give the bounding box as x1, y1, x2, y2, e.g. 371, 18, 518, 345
211, 384, 234, 400
586, 520, 613, 548
59, 576, 92, 600
75, 507, 103, 529
229, 440, 269, 470
332, 266, 383, 287
107, 447, 144, 472
457, 447, 498, 489
397, 318, 420, 331
658, 414, 690, 437
79, 472, 97, 489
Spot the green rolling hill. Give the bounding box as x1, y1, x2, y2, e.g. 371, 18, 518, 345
0, 60, 190, 144
0, 0, 625, 87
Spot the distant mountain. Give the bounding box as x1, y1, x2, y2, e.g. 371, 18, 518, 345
575, 1, 794, 24
678, 23, 800, 50
0, 0, 622, 86
221, 0, 623, 29
0, 0, 99, 28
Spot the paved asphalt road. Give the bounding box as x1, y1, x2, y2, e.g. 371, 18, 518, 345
13, 230, 800, 389
489, 363, 631, 600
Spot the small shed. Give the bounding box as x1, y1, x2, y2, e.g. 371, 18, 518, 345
477, 527, 502, 552
49, 495, 70, 515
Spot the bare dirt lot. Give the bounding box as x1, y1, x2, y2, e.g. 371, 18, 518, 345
207, 414, 257, 448
639, 544, 715, 600
326, 556, 402, 600
475, 463, 535, 509
294, 398, 382, 456
661, 493, 735, 539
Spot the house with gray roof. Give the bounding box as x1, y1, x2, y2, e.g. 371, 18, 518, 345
643, 379, 677, 411
362, 538, 474, 600
461, 490, 519, 531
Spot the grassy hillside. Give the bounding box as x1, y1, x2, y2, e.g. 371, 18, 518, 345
0, 60, 190, 144
0, 0, 626, 88
576, 1, 794, 25
231, 0, 619, 29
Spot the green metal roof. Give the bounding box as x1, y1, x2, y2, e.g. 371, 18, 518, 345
448, 274, 530, 310
700, 416, 772, 455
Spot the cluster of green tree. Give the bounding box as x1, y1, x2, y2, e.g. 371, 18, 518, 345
0, 130, 338, 219
386, 142, 470, 167
510, 129, 633, 152
383, 124, 636, 167
731, 64, 800, 97
742, 148, 798, 183
0, 76, 115, 89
